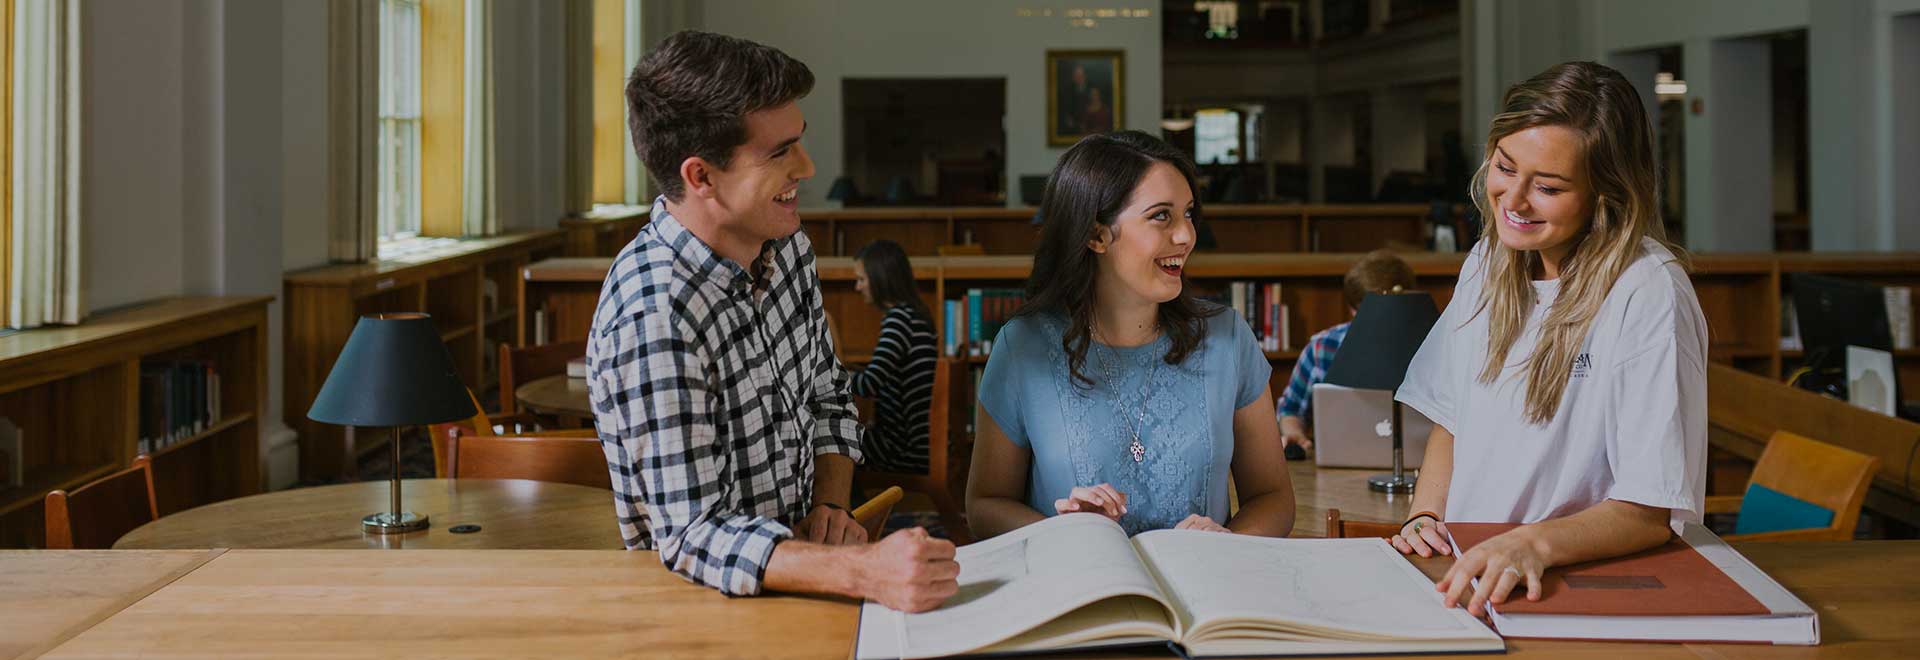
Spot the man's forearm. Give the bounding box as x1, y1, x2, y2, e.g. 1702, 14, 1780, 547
763, 539, 863, 599
812, 453, 855, 509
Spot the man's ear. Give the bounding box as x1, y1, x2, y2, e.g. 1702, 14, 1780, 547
679, 156, 719, 200
1086, 224, 1112, 254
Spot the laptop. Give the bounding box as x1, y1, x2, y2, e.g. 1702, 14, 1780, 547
1311, 383, 1435, 469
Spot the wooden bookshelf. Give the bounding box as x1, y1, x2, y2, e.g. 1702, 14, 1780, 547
521, 251, 1920, 399
0, 296, 270, 547
557, 203, 1443, 258
284, 230, 564, 481
559, 205, 649, 257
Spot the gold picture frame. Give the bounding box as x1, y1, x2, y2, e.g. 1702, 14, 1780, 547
1046, 50, 1124, 146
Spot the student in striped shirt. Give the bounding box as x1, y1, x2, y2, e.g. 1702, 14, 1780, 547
849, 240, 938, 474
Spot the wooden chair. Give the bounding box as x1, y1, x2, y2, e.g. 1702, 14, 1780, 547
444, 426, 611, 490
1323, 508, 1401, 540
44, 456, 158, 549
499, 339, 587, 416
856, 358, 974, 544
432, 388, 597, 477
1705, 430, 1880, 542
852, 486, 905, 541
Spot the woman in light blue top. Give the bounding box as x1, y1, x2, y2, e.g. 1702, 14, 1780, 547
965, 131, 1296, 538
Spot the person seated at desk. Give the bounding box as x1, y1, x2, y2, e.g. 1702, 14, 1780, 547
965, 131, 1296, 539
588, 30, 957, 613
1389, 62, 1708, 618
1275, 249, 1417, 454
848, 239, 938, 473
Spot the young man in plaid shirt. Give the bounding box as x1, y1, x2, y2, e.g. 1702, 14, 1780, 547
1275, 250, 1416, 452
587, 31, 957, 613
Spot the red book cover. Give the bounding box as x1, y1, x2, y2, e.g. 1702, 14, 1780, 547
1445, 522, 1768, 617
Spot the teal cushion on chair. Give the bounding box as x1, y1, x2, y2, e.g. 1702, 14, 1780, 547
1733, 484, 1835, 535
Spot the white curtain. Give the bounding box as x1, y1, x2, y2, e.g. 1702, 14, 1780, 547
10, 0, 83, 328
459, 0, 498, 236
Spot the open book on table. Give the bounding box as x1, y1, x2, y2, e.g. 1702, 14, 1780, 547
855, 513, 1504, 659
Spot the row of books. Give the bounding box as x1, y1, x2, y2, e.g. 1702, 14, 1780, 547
942, 288, 1025, 357
1222, 281, 1291, 352
138, 361, 223, 455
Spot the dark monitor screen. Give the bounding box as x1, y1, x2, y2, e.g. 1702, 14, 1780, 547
1790, 272, 1893, 365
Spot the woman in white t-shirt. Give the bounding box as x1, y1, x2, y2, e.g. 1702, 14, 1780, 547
1389, 61, 1709, 617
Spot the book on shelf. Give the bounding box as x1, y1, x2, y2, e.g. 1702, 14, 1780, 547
139, 361, 222, 454
946, 288, 1023, 358
1445, 521, 1817, 645
855, 513, 1504, 659
1220, 281, 1289, 352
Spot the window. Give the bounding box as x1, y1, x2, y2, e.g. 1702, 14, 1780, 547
377, 0, 423, 244
1195, 108, 1242, 165
592, 0, 642, 205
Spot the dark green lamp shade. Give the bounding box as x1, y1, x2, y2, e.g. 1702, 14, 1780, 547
307, 313, 477, 427
1324, 292, 1441, 391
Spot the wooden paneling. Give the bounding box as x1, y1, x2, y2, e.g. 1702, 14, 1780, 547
420, 0, 465, 238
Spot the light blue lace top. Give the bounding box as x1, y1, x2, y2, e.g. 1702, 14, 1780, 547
977, 309, 1270, 535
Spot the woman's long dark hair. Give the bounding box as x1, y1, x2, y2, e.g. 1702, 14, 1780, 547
854, 239, 930, 321
1018, 130, 1219, 389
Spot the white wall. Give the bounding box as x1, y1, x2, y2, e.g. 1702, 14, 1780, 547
695, 0, 1162, 208
83, 0, 186, 312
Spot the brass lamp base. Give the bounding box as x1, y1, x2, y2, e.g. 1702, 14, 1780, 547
362, 511, 430, 534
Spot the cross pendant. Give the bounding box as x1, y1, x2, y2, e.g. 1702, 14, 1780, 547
1129, 438, 1145, 463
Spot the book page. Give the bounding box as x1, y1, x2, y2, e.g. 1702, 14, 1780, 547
861, 513, 1176, 659
1132, 531, 1497, 644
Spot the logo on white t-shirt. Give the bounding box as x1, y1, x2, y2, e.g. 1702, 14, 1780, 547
1571, 353, 1593, 378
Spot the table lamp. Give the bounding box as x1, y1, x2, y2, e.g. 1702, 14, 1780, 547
1323, 291, 1440, 493
308, 313, 477, 533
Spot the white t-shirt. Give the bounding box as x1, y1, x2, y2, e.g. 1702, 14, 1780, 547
1396, 238, 1708, 526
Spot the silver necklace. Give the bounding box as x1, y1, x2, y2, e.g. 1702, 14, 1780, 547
1094, 324, 1161, 463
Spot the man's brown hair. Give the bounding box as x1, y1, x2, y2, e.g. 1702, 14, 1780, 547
625, 31, 814, 202
1342, 249, 1417, 309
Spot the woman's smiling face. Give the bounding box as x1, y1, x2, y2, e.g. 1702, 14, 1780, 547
1485, 125, 1594, 276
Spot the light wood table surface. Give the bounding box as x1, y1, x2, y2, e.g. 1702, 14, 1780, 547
515, 373, 594, 424
0, 549, 221, 659
114, 479, 623, 550
22, 541, 1919, 659
1287, 460, 1413, 537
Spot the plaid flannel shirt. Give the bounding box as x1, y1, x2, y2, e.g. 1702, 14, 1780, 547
1276, 321, 1349, 424
586, 200, 862, 596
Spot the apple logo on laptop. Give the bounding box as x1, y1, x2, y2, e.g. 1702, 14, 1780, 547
1374, 419, 1393, 437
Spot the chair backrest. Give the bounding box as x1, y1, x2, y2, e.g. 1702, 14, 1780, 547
936, 244, 985, 256
45, 456, 158, 549
1737, 430, 1880, 538
444, 426, 611, 490
499, 339, 587, 414
1323, 508, 1400, 540
852, 486, 904, 540
431, 388, 498, 477
925, 358, 970, 481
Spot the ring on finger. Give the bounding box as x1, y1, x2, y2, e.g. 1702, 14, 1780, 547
1502, 566, 1522, 579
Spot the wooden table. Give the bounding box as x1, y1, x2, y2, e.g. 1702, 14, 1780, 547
515, 373, 594, 425
0, 549, 221, 658
14, 541, 1916, 658
114, 479, 622, 550
1288, 460, 1413, 537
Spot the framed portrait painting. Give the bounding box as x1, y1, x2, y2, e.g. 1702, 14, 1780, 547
1046, 50, 1124, 146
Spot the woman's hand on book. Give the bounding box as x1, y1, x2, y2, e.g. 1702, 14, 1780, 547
1055, 484, 1128, 521
1174, 514, 1230, 533
1391, 515, 1451, 557
858, 527, 961, 613
1436, 527, 1546, 617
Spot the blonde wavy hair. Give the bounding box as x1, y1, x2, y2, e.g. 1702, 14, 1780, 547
1469, 61, 1687, 424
